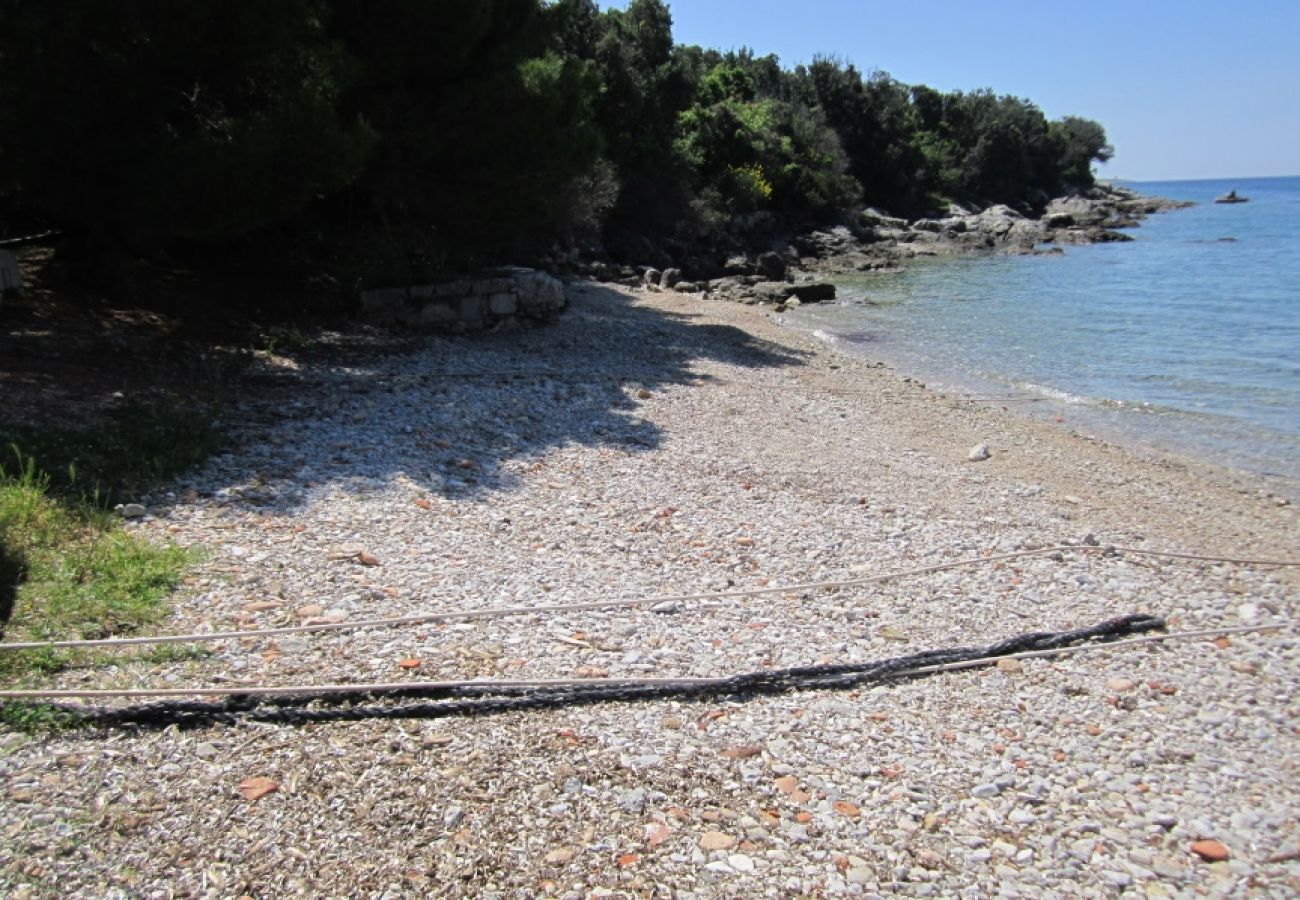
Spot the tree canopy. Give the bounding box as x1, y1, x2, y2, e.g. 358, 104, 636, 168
0, 0, 1116, 289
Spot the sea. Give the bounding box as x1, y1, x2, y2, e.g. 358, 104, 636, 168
788, 176, 1300, 484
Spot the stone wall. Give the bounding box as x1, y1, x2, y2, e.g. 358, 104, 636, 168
359, 266, 566, 331
0, 250, 22, 297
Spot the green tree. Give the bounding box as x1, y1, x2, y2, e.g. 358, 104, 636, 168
675, 61, 858, 223
0, 1, 373, 249
326, 0, 603, 266
1050, 116, 1114, 190
794, 60, 922, 213
579, 0, 700, 231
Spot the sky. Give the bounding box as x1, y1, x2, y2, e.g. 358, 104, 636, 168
602, 0, 1300, 181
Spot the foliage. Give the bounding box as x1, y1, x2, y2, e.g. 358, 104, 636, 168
1051, 116, 1114, 190
0, 0, 374, 249
0, 702, 88, 733
327, 0, 604, 268
0, 0, 1119, 287
674, 59, 859, 223
570, 0, 700, 231
793, 61, 923, 212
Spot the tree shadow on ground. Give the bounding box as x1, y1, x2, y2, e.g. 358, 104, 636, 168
166, 283, 807, 511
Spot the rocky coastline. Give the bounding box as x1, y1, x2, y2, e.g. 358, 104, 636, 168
351, 185, 1191, 329
568, 185, 1192, 308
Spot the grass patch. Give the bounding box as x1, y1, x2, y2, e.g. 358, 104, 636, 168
0, 467, 195, 681
0, 402, 222, 508
0, 404, 220, 697
0, 701, 88, 733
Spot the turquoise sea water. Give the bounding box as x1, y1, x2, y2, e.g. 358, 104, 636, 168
789, 176, 1300, 481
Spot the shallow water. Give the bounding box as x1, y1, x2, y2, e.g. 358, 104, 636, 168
789, 176, 1300, 481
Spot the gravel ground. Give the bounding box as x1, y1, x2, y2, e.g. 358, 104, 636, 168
2, 282, 1297, 898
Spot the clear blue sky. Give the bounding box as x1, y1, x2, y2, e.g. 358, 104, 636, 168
602, 1, 1300, 181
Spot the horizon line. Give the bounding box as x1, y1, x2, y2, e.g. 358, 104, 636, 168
1108, 173, 1298, 183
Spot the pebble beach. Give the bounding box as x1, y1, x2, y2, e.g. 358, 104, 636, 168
2, 281, 1297, 898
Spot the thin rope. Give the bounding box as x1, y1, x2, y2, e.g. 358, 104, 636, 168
1092, 546, 1298, 567
0, 544, 1293, 653
0, 622, 1279, 702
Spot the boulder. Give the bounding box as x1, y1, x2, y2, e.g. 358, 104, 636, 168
659, 267, 682, 289
1043, 195, 1108, 227
790, 282, 836, 303
1004, 219, 1048, 247
756, 251, 787, 281
753, 281, 796, 303
794, 226, 857, 258
1053, 227, 1134, 245
723, 254, 753, 275
859, 208, 908, 230
642, 267, 662, 287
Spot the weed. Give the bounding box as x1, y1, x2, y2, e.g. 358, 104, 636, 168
138, 643, 212, 665
0, 701, 88, 733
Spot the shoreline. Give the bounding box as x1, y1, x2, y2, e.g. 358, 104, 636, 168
631, 284, 1298, 560
786, 278, 1300, 501
654, 181, 1298, 500
577, 183, 1192, 303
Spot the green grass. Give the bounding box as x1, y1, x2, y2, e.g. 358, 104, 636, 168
0, 405, 220, 706
0, 466, 195, 681
0, 402, 222, 509
0, 700, 88, 732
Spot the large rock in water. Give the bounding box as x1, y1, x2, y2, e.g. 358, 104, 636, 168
790, 282, 836, 303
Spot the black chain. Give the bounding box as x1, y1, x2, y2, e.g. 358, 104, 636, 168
20, 614, 1164, 730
